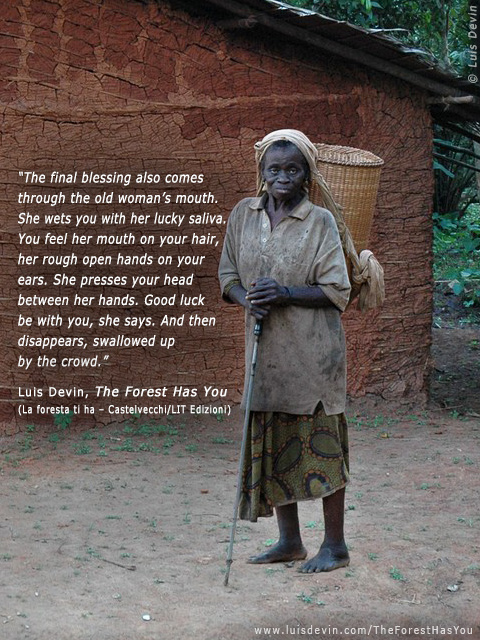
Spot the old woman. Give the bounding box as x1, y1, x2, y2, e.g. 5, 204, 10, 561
218, 129, 351, 572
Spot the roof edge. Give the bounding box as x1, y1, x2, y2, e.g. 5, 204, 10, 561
196, 0, 480, 122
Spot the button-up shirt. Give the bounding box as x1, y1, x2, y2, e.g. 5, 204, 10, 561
218, 194, 351, 415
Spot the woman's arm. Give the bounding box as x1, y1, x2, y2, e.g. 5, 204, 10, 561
247, 277, 335, 309
226, 277, 337, 320
278, 284, 335, 308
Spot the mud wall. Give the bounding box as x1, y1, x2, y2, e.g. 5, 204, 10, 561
0, 0, 433, 433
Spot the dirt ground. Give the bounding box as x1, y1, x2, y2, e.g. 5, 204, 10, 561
1, 315, 479, 640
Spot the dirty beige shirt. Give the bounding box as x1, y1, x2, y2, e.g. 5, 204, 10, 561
219, 195, 351, 416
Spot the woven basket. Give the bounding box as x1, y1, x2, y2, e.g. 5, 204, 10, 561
309, 144, 384, 254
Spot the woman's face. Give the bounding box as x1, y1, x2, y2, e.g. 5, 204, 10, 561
261, 144, 308, 203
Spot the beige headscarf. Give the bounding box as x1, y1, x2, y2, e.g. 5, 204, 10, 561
254, 129, 385, 312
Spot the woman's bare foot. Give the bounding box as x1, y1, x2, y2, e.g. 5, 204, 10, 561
247, 541, 308, 564
298, 541, 349, 573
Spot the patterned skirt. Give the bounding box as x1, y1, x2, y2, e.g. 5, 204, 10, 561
239, 407, 350, 522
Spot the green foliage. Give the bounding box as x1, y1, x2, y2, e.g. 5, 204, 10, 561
433, 204, 480, 307
19, 434, 34, 452
72, 443, 92, 455
284, 0, 471, 73
432, 122, 480, 310
296, 590, 326, 605
287, 0, 378, 28
433, 128, 478, 218
54, 410, 74, 430
389, 566, 407, 581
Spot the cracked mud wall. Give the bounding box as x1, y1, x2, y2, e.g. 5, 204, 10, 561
0, 0, 433, 433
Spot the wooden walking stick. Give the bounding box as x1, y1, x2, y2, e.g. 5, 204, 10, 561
224, 320, 262, 587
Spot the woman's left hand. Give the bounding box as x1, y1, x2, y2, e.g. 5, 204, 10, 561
246, 277, 289, 308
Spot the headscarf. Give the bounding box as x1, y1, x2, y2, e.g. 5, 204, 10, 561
253, 129, 385, 311
254, 129, 319, 195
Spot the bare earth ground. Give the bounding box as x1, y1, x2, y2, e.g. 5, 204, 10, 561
1, 318, 479, 640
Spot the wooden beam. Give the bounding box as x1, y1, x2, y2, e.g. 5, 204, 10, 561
428, 96, 475, 104
203, 0, 480, 103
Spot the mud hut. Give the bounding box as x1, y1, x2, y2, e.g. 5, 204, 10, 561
1, 0, 479, 433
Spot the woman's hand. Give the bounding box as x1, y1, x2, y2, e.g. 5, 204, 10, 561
246, 278, 289, 316
247, 279, 337, 313
225, 283, 272, 320
246, 299, 271, 320
226, 279, 335, 320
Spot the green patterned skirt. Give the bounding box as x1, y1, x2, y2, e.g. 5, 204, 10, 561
239, 407, 350, 522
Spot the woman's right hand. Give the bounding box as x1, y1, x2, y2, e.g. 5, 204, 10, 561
226, 283, 271, 320
245, 298, 271, 320
245, 277, 290, 319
